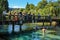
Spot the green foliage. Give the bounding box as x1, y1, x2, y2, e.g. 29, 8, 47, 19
25, 2, 30, 12
7, 0, 60, 17
0, 0, 9, 14
19, 8, 25, 12
37, 0, 47, 9
29, 4, 35, 10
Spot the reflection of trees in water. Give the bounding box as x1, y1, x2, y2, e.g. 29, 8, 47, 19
55, 27, 60, 36
0, 25, 8, 32
0, 24, 60, 40
48, 31, 56, 35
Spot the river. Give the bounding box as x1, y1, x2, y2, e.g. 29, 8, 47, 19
0, 24, 60, 40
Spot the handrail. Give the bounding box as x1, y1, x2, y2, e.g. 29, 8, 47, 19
0, 14, 60, 21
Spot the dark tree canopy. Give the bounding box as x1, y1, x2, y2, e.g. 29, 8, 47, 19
0, 0, 9, 14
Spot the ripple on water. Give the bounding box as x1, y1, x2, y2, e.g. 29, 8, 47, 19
7, 25, 60, 40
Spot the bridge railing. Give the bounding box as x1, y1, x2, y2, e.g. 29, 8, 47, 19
0, 14, 59, 22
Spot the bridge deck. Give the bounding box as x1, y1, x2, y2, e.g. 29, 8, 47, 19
0, 15, 60, 25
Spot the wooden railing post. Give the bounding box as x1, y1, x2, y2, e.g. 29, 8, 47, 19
12, 21, 15, 34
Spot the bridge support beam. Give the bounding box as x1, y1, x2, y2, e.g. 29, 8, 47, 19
12, 21, 15, 34
19, 24, 22, 32
42, 20, 44, 28
50, 20, 52, 26
19, 20, 23, 32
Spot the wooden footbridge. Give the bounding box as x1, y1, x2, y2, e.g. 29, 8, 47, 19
0, 15, 60, 25
0, 14, 60, 33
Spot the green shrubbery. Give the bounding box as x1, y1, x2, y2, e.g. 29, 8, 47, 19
7, 0, 60, 17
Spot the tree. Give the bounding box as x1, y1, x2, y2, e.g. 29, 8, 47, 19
29, 4, 35, 10
0, 0, 9, 14
0, 0, 9, 20
37, 0, 47, 9
25, 2, 30, 12
25, 2, 35, 13
19, 8, 25, 12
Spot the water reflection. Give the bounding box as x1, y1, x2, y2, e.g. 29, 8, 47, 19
22, 25, 28, 31
8, 24, 12, 33
8, 24, 29, 33
8, 25, 20, 33
0, 24, 60, 40
14, 25, 20, 32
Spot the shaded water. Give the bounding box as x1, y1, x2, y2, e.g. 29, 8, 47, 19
0, 24, 60, 40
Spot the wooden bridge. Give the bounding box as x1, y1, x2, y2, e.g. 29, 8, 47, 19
0, 14, 60, 34
0, 15, 60, 25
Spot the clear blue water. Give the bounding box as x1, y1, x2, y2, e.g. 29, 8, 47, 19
8, 24, 29, 33
0, 24, 60, 40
